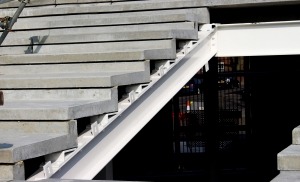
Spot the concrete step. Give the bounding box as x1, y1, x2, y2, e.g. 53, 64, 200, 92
0, 0, 205, 17
3, 22, 196, 39
0, 162, 24, 180
0, 88, 118, 120
0, 61, 148, 74
0, 0, 133, 8
16, 8, 207, 22
11, 13, 202, 30
0, 120, 77, 163
271, 171, 300, 182
0, 49, 175, 65
293, 125, 300, 144
278, 144, 300, 170
2, 29, 197, 46
0, 70, 150, 89
0, 39, 175, 55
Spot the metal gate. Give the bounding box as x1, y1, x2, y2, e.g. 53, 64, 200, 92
172, 56, 250, 178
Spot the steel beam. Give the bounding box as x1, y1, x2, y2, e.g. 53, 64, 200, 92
216, 21, 300, 57
51, 27, 217, 180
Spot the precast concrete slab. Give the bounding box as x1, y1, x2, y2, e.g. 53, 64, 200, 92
0, 99, 118, 120
278, 145, 300, 170
0, 162, 24, 180
271, 171, 300, 182
0, 61, 149, 74
0, 39, 175, 55
0, 0, 206, 17
0, 88, 118, 120
0, 71, 150, 89
14, 8, 208, 22
2, 29, 197, 46
0, 50, 172, 65
293, 125, 300, 144
11, 13, 203, 30
2, 22, 196, 39
2, 88, 117, 101
0, 121, 77, 163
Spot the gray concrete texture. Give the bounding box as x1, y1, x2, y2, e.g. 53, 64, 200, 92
0, 162, 24, 180
271, 171, 300, 182
0, 39, 175, 55
0, 50, 170, 65
2, 29, 198, 46
0, 61, 149, 74
278, 145, 300, 170
2, 22, 196, 39
293, 125, 300, 144
10, 13, 203, 30
0, 120, 77, 163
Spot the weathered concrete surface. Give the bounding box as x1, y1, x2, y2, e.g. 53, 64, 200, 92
2, 22, 196, 39
278, 145, 300, 170
0, 120, 77, 163
0, 50, 175, 65
0, 0, 207, 17
2, 88, 116, 101
0, 99, 118, 120
0, 88, 118, 120
0, 61, 149, 74
11, 13, 203, 30
0, 39, 175, 55
293, 125, 300, 144
271, 171, 300, 182
2, 29, 197, 46
0, 162, 25, 180
16, 8, 207, 22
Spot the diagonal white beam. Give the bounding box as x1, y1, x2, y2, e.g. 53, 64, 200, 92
51, 27, 217, 180
216, 20, 300, 57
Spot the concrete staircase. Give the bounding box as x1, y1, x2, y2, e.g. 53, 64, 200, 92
0, 0, 209, 180
271, 126, 300, 181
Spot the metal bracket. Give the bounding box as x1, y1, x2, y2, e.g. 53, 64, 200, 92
43, 161, 53, 179
91, 121, 99, 137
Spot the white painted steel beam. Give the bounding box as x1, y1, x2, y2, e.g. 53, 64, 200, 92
51, 27, 217, 180
216, 21, 300, 57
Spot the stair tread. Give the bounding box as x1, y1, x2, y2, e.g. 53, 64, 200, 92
0, 99, 117, 120
2, 29, 197, 46
0, 70, 150, 88
0, 132, 75, 163
271, 171, 300, 182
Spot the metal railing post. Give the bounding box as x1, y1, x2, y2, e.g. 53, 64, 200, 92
0, 0, 29, 46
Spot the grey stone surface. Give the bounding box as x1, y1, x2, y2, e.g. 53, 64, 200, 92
2, 22, 195, 39
2, 29, 197, 46
0, 120, 77, 163
0, 0, 206, 17
293, 125, 300, 144
278, 145, 300, 170
0, 99, 118, 120
0, 50, 168, 65
0, 61, 149, 74
271, 171, 300, 182
0, 88, 118, 120
11, 13, 203, 30
0, 39, 175, 55
0, 162, 25, 180
2, 88, 115, 101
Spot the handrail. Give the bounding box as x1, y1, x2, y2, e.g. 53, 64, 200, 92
0, 0, 29, 46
